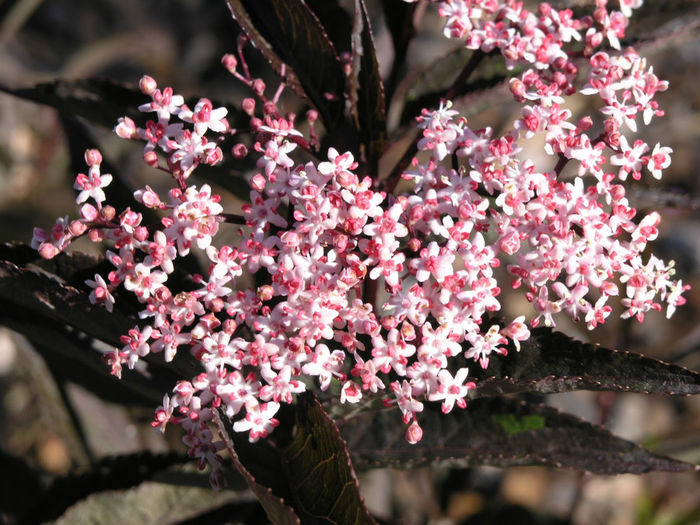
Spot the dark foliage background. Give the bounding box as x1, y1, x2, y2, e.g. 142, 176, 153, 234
0, 1, 698, 523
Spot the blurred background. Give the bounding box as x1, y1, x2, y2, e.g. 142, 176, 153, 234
0, 0, 698, 523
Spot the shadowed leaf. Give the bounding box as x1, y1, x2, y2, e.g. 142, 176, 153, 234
349, 0, 386, 176
216, 393, 376, 525
470, 327, 700, 397
0, 78, 146, 128
305, 0, 353, 55
338, 397, 698, 474
215, 411, 301, 525
24, 452, 192, 524
284, 393, 376, 525
0, 245, 198, 395
225, 0, 346, 133
380, 0, 416, 104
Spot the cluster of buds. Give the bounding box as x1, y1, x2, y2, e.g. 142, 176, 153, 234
32, 0, 688, 487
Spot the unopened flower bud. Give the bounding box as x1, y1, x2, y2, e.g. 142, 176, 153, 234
509, 78, 526, 101
80, 203, 99, 221
39, 243, 59, 259
101, 205, 116, 221
250, 173, 266, 191
242, 97, 256, 115
249, 117, 262, 132
408, 238, 422, 252
88, 229, 104, 242
232, 143, 249, 159
306, 109, 318, 123
577, 116, 593, 131
143, 150, 159, 167
210, 297, 225, 313
139, 75, 157, 95
252, 78, 265, 97
84, 149, 102, 166
263, 101, 278, 117
406, 421, 423, 444
221, 53, 238, 74
115, 117, 137, 139
133, 226, 149, 242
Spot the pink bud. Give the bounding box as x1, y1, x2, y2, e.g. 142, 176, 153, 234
69, 220, 87, 236
221, 53, 238, 74
84, 149, 102, 166
577, 116, 593, 131
133, 226, 149, 242
102, 205, 116, 221
408, 238, 422, 252
250, 173, 266, 191
509, 78, 526, 100
232, 143, 249, 159
139, 75, 157, 95
39, 243, 59, 259
406, 421, 423, 444
252, 78, 266, 97
143, 150, 159, 167
242, 97, 256, 115
262, 101, 277, 116
115, 117, 137, 139
249, 117, 262, 132
306, 109, 318, 124
80, 203, 99, 221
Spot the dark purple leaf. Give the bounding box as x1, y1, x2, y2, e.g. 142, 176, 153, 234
0, 78, 147, 129
215, 411, 301, 525
225, 0, 346, 132
215, 393, 377, 524
338, 397, 698, 474
305, 0, 353, 55
470, 327, 700, 397
349, 0, 386, 176
380, 0, 416, 103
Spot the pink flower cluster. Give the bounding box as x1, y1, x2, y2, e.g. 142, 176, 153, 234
32, 0, 688, 486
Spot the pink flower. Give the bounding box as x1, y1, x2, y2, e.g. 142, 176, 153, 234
428, 368, 475, 414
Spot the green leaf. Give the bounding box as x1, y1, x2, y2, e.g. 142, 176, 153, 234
470, 327, 700, 398
215, 393, 377, 525
349, 0, 386, 176
0, 78, 147, 129
338, 397, 698, 474
225, 0, 346, 133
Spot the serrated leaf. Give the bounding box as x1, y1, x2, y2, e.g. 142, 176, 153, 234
225, 0, 346, 133
338, 397, 698, 474
215, 411, 301, 525
216, 393, 376, 525
0, 78, 146, 129
349, 0, 386, 176
0, 258, 133, 346
0, 246, 198, 396
470, 327, 700, 398
284, 393, 377, 525
305, 0, 353, 55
